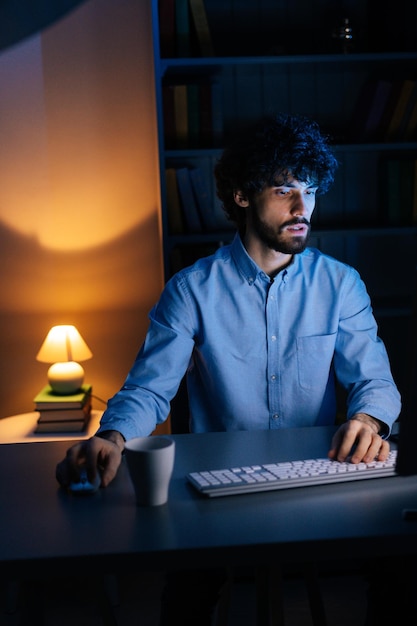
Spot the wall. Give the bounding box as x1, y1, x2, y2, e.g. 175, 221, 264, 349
0, 0, 168, 432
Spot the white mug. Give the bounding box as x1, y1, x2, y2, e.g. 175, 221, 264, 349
124, 436, 175, 506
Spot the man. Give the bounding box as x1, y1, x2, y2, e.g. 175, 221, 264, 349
56, 112, 401, 624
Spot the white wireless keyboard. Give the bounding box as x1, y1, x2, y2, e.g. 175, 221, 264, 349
187, 449, 398, 497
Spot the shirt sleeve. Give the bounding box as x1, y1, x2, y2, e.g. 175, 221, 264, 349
97, 274, 195, 440
333, 267, 401, 435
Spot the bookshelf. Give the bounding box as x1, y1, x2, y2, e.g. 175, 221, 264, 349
151, 0, 417, 397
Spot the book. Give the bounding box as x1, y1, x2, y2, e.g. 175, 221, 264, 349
187, 82, 200, 147
173, 84, 188, 148
348, 79, 393, 142
403, 87, 417, 141
165, 167, 185, 234
348, 79, 383, 142
382, 157, 415, 225
158, 0, 176, 58
189, 167, 221, 230
394, 80, 417, 141
399, 158, 415, 225
376, 79, 405, 141
413, 160, 417, 224
175, 167, 203, 232
362, 79, 393, 141
178, 80, 223, 148
37, 400, 92, 423
198, 81, 212, 147
175, 0, 190, 57
189, 167, 232, 231
34, 383, 92, 410
188, 0, 214, 56
383, 158, 401, 225
35, 418, 89, 433
162, 83, 176, 149
384, 79, 417, 142
210, 80, 223, 147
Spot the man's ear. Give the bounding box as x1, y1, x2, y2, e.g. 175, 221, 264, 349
234, 190, 249, 207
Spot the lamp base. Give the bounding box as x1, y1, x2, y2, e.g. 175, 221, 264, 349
47, 362, 85, 394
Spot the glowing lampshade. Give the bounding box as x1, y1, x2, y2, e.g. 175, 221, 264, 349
36, 325, 93, 394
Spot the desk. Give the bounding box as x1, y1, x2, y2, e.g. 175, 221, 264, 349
0, 426, 417, 580
0, 410, 103, 443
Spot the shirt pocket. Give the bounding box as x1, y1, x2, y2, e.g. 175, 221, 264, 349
296, 333, 337, 390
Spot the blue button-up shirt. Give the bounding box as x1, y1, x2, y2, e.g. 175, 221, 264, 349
98, 233, 401, 440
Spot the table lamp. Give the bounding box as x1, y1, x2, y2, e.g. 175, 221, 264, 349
36, 325, 93, 394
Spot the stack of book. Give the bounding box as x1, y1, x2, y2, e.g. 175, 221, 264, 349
33, 383, 92, 433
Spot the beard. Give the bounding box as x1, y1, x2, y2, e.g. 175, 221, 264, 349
251, 210, 311, 254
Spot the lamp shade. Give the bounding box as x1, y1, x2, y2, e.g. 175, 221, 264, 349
36, 325, 92, 363
36, 325, 93, 394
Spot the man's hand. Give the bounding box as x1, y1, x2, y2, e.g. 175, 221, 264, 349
55, 432, 124, 489
328, 413, 390, 464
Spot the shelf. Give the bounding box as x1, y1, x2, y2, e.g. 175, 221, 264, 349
165, 143, 417, 158
159, 50, 417, 74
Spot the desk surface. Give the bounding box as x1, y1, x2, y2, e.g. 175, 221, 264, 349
1, 426, 416, 578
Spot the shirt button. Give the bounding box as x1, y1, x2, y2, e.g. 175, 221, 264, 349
271, 335, 276, 341
271, 374, 276, 381
272, 414, 279, 420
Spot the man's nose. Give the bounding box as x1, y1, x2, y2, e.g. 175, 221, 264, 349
291, 195, 308, 216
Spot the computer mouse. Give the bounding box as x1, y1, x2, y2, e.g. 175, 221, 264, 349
68, 467, 101, 494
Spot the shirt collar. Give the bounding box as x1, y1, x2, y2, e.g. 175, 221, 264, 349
230, 233, 268, 285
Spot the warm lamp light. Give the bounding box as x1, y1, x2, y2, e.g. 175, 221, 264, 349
36, 325, 93, 394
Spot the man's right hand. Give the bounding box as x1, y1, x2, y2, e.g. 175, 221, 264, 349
55, 431, 125, 489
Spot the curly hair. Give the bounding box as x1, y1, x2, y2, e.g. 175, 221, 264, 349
214, 113, 338, 233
